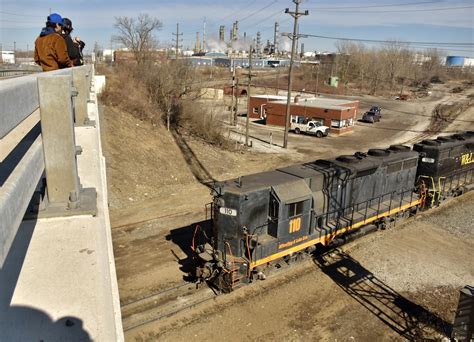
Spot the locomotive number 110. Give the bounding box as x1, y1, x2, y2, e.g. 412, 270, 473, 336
289, 217, 302, 233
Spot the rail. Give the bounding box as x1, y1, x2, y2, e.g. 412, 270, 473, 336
0, 69, 40, 78
0, 65, 95, 267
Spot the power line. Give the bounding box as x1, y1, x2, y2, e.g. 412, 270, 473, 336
1, 19, 32, 23
313, 5, 474, 13
220, 0, 259, 22
241, 9, 284, 34
238, 0, 279, 23
0, 10, 43, 18
303, 33, 474, 47
306, 0, 444, 10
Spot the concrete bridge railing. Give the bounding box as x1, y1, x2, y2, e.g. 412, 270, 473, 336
0, 65, 96, 267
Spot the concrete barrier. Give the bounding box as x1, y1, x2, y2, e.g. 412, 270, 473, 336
0, 65, 95, 267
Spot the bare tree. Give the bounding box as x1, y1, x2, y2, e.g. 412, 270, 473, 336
113, 14, 162, 64
93, 42, 103, 59
422, 48, 445, 81
144, 61, 197, 131
381, 40, 411, 94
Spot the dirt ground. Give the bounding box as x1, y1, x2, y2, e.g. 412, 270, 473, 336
100, 79, 474, 341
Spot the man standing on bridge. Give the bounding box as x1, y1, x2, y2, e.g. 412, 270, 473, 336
34, 13, 72, 71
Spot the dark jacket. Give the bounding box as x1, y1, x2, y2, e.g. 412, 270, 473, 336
34, 27, 72, 71
63, 34, 84, 66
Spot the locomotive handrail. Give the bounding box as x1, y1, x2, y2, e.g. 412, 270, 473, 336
0, 65, 94, 267
248, 188, 418, 264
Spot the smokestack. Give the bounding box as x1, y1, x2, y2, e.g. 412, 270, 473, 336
219, 25, 225, 41
195, 32, 201, 52
301, 43, 305, 57
231, 21, 239, 41
274, 22, 279, 54
256, 32, 262, 56
203, 19, 207, 51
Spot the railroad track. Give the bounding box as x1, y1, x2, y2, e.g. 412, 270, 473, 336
121, 282, 216, 332
119, 224, 377, 333
120, 252, 325, 333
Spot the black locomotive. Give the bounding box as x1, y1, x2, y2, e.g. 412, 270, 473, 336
194, 132, 474, 292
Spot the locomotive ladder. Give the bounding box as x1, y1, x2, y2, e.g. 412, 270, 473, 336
224, 242, 248, 289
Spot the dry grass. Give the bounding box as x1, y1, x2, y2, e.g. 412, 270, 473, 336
180, 99, 229, 147
100, 65, 159, 123
99, 63, 228, 146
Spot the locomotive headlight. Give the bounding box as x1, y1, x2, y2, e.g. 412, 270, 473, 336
421, 157, 435, 163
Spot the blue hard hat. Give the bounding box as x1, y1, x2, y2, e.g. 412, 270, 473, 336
48, 13, 63, 25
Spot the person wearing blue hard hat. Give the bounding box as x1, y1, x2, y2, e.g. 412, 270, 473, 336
34, 13, 72, 71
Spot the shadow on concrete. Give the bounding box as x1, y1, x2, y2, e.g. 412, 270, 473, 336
171, 129, 215, 189
0, 122, 41, 186
0, 213, 91, 341
313, 249, 452, 340
166, 219, 212, 282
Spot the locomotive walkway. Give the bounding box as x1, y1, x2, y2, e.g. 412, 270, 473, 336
0, 66, 123, 340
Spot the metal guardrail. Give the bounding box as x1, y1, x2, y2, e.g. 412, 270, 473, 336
0, 65, 96, 267
0, 69, 40, 78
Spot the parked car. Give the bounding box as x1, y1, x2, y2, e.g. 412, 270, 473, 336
395, 94, 409, 101
362, 111, 381, 123
291, 120, 330, 137
370, 106, 382, 116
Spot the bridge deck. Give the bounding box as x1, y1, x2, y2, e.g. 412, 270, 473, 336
0, 88, 123, 340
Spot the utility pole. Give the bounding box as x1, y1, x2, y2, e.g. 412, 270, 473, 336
233, 73, 239, 126
315, 64, 320, 94
202, 17, 207, 52
230, 61, 236, 125
245, 45, 255, 147
282, 0, 308, 149
172, 23, 183, 59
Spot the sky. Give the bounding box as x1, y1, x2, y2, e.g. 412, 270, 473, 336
1, 0, 473, 56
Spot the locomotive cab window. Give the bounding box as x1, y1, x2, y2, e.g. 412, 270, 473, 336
287, 201, 304, 218
269, 195, 279, 220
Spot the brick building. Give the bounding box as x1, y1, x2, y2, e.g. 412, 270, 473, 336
248, 95, 359, 135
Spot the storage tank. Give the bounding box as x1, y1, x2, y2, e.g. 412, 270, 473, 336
446, 56, 465, 66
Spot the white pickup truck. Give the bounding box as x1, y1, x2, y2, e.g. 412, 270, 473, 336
290, 119, 330, 137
